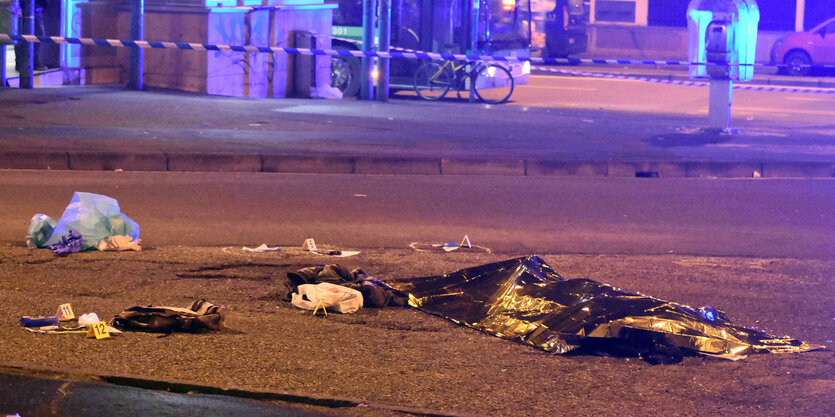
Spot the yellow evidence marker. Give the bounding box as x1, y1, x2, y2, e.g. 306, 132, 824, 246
57, 303, 75, 322
86, 321, 111, 339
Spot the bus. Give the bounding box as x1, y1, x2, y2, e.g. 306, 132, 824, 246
330, 0, 533, 97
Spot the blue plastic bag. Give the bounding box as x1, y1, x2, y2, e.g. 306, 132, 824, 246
37, 192, 140, 251
26, 213, 57, 248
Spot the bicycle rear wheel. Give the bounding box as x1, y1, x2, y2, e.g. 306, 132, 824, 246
473, 64, 514, 104
414, 62, 452, 100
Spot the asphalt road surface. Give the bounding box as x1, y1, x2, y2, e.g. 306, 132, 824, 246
0, 372, 333, 417
1, 171, 831, 259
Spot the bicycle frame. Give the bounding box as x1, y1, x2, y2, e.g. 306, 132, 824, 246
429, 61, 484, 91
415, 59, 513, 104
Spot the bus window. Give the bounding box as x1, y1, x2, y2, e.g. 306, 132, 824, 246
333, 0, 363, 27
485, 0, 532, 52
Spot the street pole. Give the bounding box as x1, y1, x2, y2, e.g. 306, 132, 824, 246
129, 0, 144, 90
708, 78, 732, 131
469, 0, 479, 103
360, 0, 374, 100
19, 0, 33, 89
375, 0, 390, 101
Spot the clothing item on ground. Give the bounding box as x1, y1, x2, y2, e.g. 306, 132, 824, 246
47, 229, 82, 255
287, 264, 408, 308
111, 299, 226, 333
96, 235, 142, 251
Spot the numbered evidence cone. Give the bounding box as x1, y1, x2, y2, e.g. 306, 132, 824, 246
57, 303, 75, 322
86, 321, 111, 339
460, 235, 472, 248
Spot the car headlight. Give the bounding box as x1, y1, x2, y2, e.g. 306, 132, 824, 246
522, 61, 531, 74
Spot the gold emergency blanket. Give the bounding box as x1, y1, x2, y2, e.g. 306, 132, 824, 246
388, 256, 823, 362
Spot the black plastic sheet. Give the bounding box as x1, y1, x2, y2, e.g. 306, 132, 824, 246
388, 256, 823, 362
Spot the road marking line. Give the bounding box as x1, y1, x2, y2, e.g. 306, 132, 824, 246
734, 107, 835, 116
520, 84, 596, 91
784, 96, 827, 102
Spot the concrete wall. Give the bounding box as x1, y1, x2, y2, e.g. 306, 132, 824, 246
79, 1, 333, 98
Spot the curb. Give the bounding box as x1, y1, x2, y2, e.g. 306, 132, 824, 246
0, 362, 484, 417
0, 151, 833, 179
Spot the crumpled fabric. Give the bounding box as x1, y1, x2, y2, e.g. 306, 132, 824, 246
112, 299, 226, 333
47, 229, 83, 255
286, 265, 408, 308
97, 235, 142, 251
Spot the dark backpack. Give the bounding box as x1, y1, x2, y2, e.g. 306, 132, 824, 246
111, 299, 226, 333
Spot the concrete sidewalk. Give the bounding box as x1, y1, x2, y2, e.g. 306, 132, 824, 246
0, 84, 833, 178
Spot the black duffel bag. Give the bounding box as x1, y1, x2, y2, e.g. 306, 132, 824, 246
111, 299, 226, 333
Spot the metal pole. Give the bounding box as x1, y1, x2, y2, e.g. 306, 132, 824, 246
361, 0, 374, 100
375, 0, 390, 101
1, 0, 20, 87
19, 0, 33, 88
469, 0, 480, 103
708, 78, 732, 131
0, 43, 5, 87
129, 0, 144, 90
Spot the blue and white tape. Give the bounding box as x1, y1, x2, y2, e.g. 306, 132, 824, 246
3, 32, 819, 69
3, 33, 833, 94
332, 36, 835, 72
532, 66, 835, 94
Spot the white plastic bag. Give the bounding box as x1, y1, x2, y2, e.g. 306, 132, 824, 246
310, 85, 343, 100
291, 283, 363, 314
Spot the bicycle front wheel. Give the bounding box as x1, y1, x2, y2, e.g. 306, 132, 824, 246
414, 62, 452, 100
473, 64, 514, 104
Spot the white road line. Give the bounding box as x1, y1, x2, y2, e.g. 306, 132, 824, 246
520, 85, 597, 91
784, 96, 827, 102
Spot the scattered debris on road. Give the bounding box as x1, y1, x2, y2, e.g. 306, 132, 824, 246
27, 192, 140, 254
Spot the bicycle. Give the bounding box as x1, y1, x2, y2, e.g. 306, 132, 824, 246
413, 60, 514, 104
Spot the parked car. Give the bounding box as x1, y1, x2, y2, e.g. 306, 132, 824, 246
770, 16, 835, 76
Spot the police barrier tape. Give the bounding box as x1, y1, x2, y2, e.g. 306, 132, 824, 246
332, 35, 835, 72
0, 32, 820, 69
530, 65, 835, 94
336, 35, 835, 95
3, 33, 834, 95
